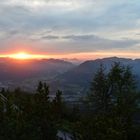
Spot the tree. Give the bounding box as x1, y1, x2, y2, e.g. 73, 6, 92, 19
108, 63, 138, 139
52, 90, 64, 120
35, 82, 57, 140
82, 62, 140, 140
87, 64, 111, 114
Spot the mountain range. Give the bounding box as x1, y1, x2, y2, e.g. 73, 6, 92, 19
50, 57, 140, 100
0, 57, 140, 101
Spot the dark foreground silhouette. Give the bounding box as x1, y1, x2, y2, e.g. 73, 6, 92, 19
0, 63, 140, 140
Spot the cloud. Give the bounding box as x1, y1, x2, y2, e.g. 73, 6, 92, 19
62, 35, 139, 52
41, 35, 59, 40
62, 35, 100, 41
33, 34, 140, 54
0, 0, 140, 56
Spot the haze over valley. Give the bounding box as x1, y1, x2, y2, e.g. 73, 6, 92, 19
1, 57, 140, 101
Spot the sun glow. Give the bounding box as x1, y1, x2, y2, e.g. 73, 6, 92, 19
10, 52, 32, 59
6, 52, 47, 60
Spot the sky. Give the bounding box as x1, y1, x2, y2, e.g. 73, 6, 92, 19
0, 0, 140, 59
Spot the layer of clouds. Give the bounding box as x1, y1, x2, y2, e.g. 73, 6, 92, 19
0, 0, 140, 55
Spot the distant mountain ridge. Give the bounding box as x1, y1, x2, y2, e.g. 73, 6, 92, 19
1, 57, 140, 101
49, 57, 140, 100
56, 57, 134, 84
0, 58, 75, 81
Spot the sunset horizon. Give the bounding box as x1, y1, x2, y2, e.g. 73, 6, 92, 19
0, 1, 140, 139
0, 51, 140, 60
0, 0, 140, 60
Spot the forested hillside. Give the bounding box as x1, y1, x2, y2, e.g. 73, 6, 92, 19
0, 63, 140, 140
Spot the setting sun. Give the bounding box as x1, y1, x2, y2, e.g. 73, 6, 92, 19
9, 52, 33, 59
12, 52, 32, 59
4, 52, 48, 60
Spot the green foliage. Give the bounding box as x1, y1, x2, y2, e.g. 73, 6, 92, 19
87, 64, 110, 113
0, 63, 140, 140
78, 62, 140, 140
0, 82, 65, 140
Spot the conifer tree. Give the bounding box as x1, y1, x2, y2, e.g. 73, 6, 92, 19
88, 64, 110, 113
84, 63, 140, 140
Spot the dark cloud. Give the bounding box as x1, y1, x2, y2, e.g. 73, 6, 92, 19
62, 35, 101, 41
36, 34, 140, 53
41, 35, 59, 40
61, 35, 139, 49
